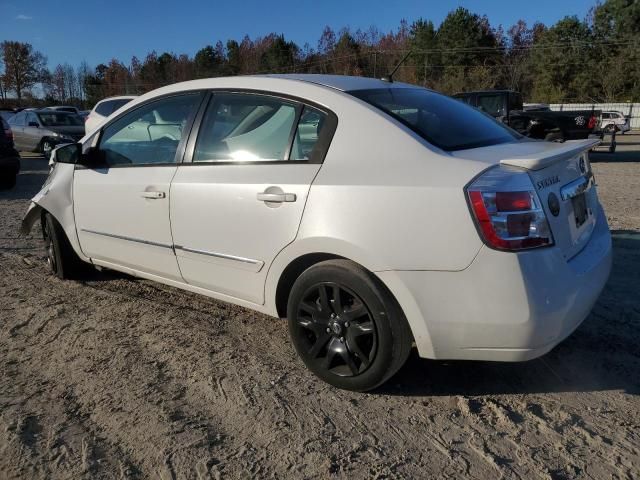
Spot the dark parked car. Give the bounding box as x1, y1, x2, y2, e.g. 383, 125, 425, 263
8, 110, 85, 155
0, 117, 20, 189
453, 90, 600, 141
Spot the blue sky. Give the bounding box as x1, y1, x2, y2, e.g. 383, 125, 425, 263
1, 0, 595, 69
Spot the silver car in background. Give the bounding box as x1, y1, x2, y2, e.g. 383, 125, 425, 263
9, 110, 85, 155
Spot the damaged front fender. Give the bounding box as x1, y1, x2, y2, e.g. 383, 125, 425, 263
20, 201, 43, 236
19, 162, 89, 262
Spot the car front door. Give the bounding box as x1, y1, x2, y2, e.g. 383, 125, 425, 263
24, 112, 42, 151
73, 93, 202, 280
170, 92, 336, 304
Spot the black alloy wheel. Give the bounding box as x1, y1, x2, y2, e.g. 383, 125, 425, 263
294, 282, 377, 377
287, 259, 413, 391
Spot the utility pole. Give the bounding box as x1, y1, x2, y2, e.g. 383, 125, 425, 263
373, 52, 377, 78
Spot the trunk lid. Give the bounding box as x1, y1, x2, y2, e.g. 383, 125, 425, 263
454, 138, 601, 260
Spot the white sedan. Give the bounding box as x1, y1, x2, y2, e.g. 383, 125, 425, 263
21, 75, 612, 391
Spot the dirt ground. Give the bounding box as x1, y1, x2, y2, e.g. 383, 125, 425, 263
1, 135, 639, 479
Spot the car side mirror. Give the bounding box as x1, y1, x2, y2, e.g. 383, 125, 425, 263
28, 122, 39, 127
52, 143, 81, 164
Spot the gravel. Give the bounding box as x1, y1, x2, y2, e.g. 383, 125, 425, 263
1, 141, 639, 479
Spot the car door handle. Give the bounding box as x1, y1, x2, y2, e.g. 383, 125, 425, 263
257, 192, 296, 203
141, 191, 166, 199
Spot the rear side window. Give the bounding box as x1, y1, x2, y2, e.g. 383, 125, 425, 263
350, 88, 520, 151
290, 106, 328, 161
194, 93, 299, 162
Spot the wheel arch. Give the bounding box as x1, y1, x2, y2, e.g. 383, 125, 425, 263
266, 240, 435, 359
20, 162, 90, 263
274, 252, 345, 318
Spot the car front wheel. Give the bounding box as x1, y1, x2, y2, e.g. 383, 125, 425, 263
43, 213, 86, 279
287, 259, 412, 391
41, 140, 54, 157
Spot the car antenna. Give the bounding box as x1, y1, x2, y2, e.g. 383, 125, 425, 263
381, 50, 412, 83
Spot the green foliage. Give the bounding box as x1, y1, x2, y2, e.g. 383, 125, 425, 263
1, 0, 638, 107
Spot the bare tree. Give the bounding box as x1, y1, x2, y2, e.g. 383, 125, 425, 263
0, 41, 47, 102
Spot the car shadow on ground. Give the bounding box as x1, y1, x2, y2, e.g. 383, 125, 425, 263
382, 230, 640, 397
590, 151, 640, 162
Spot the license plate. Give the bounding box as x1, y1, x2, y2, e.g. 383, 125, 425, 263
572, 193, 588, 228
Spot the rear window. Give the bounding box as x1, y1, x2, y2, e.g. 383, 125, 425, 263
96, 98, 133, 117
349, 88, 520, 151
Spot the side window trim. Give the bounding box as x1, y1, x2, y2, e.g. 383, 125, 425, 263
88, 91, 208, 169
284, 103, 304, 161
181, 89, 338, 166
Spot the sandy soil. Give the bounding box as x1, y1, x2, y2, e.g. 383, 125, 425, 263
1, 137, 639, 479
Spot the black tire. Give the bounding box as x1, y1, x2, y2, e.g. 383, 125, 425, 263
287, 259, 413, 391
43, 213, 86, 279
604, 124, 617, 133
0, 174, 16, 190
544, 132, 564, 142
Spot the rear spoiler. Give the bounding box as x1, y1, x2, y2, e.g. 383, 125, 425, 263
500, 139, 600, 171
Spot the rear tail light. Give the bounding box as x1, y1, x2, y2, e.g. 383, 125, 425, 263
588, 115, 597, 129
466, 166, 553, 251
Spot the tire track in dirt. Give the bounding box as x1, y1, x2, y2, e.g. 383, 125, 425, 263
2, 156, 640, 479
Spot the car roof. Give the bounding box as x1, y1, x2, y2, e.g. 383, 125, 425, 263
263, 74, 416, 91
32, 109, 76, 114
97, 95, 138, 103
143, 74, 419, 98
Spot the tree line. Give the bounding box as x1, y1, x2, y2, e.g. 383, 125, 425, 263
1, 0, 638, 109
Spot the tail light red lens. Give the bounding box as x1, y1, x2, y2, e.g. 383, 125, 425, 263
467, 167, 553, 251
588, 115, 597, 129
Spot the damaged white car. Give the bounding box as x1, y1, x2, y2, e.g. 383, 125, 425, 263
22, 75, 612, 391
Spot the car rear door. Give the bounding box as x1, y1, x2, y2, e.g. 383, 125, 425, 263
73, 92, 203, 280
9, 112, 26, 150
170, 91, 336, 304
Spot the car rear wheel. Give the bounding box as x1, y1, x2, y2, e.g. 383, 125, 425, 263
544, 132, 564, 142
287, 259, 412, 391
43, 213, 86, 279
604, 124, 617, 133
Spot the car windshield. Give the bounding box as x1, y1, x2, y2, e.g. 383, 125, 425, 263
349, 88, 520, 151
37, 112, 83, 127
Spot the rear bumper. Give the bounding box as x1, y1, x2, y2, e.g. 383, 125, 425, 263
378, 204, 612, 361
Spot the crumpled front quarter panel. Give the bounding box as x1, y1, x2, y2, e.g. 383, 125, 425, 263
23, 163, 87, 261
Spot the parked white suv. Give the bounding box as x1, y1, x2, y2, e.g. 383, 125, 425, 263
84, 96, 136, 134
600, 111, 630, 133
22, 75, 612, 391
